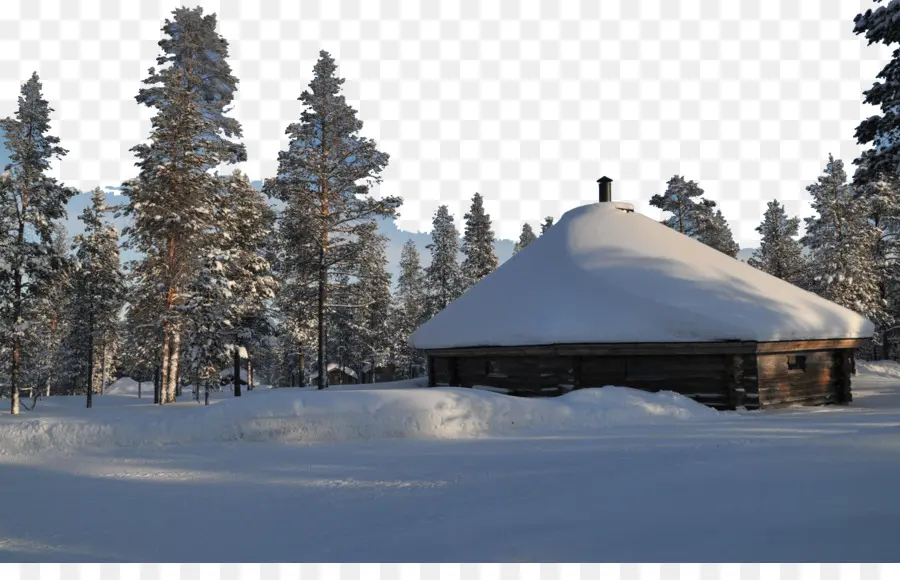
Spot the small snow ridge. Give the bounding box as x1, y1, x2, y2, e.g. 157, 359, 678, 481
0, 384, 717, 456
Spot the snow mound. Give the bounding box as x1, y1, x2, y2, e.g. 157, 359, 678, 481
0, 385, 717, 456
857, 360, 900, 379
105, 377, 144, 396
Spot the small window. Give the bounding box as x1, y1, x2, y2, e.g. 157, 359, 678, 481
787, 355, 807, 371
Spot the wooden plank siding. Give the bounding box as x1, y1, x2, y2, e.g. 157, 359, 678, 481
425, 341, 859, 410
755, 350, 845, 408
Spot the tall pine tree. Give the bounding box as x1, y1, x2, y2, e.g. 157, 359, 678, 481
121, 7, 246, 404
393, 239, 426, 378
853, 4, 900, 356
748, 200, 806, 286
424, 205, 464, 318
68, 188, 125, 408
461, 193, 498, 288
802, 155, 886, 324
0, 73, 77, 414
263, 51, 400, 389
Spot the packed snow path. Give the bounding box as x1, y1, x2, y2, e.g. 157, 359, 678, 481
1, 365, 900, 562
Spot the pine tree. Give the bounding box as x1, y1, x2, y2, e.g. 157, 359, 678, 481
514, 223, 537, 254
121, 7, 245, 404
853, 2, 900, 183
346, 223, 393, 381
852, 5, 900, 357
68, 189, 125, 408
393, 239, 426, 378
461, 193, 499, 288
270, 201, 318, 387
21, 222, 71, 401
424, 205, 464, 318
540, 217, 554, 234
851, 174, 900, 357
802, 155, 886, 324
262, 51, 401, 389
748, 200, 807, 286
0, 73, 77, 414
181, 171, 277, 399
650, 175, 706, 235
693, 199, 741, 258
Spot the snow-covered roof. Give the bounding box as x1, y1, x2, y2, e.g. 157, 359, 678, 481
309, 364, 358, 380
410, 202, 875, 350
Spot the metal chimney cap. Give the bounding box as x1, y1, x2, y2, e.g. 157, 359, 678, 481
597, 176, 613, 183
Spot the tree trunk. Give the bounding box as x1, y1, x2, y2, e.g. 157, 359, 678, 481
100, 340, 107, 396
233, 345, 242, 397
247, 356, 253, 391
166, 328, 180, 403
317, 246, 327, 390
153, 366, 160, 405
44, 378, 51, 398
138, 380, 142, 399
86, 307, 94, 409
160, 326, 170, 405
204, 383, 210, 406
298, 345, 305, 388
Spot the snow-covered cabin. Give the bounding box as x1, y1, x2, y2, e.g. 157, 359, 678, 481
409, 177, 874, 410
309, 364, 358, 386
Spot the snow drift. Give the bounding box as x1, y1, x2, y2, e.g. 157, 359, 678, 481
0, 384, 717, 456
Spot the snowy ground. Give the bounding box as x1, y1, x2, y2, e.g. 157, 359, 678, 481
1, 366, 899, 562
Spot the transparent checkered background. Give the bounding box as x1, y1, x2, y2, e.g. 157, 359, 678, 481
0, 0, 889, 250
0, 0, 895, 574
2, 564, 900, 580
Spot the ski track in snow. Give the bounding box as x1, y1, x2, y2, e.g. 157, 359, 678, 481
0, 365, 898, 562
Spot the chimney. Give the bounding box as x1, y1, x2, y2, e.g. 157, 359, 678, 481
597, 176, 613, 202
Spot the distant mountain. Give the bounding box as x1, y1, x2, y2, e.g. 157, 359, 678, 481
738, 248, 757, 263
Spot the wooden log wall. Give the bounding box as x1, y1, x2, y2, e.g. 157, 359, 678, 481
427, 345, 850, 410
755, 349, 845, 408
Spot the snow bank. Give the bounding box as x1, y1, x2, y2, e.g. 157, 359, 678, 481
0, 385, 717, 456
105, 377, 146, 396
857, 359, 900, 379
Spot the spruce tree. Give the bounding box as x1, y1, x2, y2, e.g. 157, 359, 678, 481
0, 73, 77, 414
393, 239, 426, 378
852, 5, 900, 356
854, 175, 900, 357
693, 199, 741, 258
461, 193, 499, 287
514, 223, 537, 254
853, 2, 900, 182
540, 217, 554, 234
121, 6, 245, 404
802, 155, 886, 324
262, 51, 401, 389
21, 222, 71, 401
346, 223, 393, 381
68, 189, 125, 408
748, 200, 806, 286
424, 205, 464, 318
